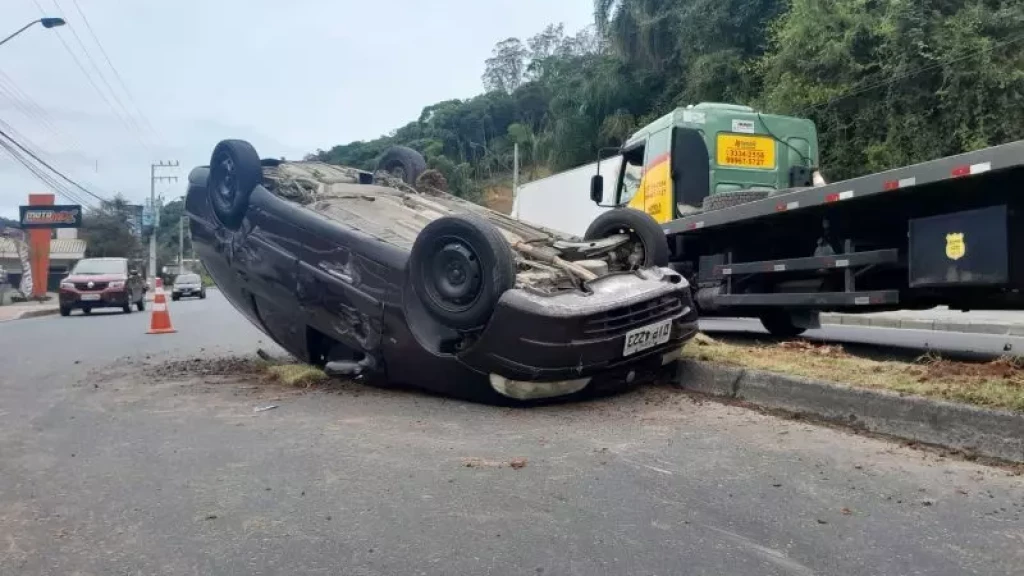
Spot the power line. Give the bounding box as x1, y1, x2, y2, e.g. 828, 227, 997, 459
29, 0, 154, 154
0, 114, 106, 200
0, 126, 106, 203
49, 0, 155, 149
0, 70, 92, 158
67, 0, 164, 145
0, 138, 92, 207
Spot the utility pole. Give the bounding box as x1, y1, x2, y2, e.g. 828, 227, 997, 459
512, 142, 520, 207
178, 216, 185, 272
149, 160, 179, 282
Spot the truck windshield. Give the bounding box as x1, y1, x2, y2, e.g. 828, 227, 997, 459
72, 260, 125, 275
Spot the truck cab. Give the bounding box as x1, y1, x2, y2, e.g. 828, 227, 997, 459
606, 102, 820, 222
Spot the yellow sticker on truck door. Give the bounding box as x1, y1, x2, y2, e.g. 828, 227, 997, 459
626, 153, 673, 223
717, 134, 776, 169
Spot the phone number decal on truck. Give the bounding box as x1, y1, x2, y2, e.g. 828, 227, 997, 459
717, 134, 776, 169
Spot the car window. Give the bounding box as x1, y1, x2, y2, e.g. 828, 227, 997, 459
72, 260, 126, 275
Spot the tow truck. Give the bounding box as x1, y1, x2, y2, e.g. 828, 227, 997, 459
514, 102, 1024, 336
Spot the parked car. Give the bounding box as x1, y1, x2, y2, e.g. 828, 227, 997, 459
172, 273, 206, 301
58, 257, 146, 316
185, 140, 698, 403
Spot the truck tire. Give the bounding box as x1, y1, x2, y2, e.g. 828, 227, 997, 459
208, 139, 263, 229
759, 311, 807, 338
702, 190, 770, 212
409, 213, 516, 330
584, 208, 670, 268
378, 146, 427, 186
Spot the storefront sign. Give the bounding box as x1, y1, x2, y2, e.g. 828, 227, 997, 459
19, 204, 82, 228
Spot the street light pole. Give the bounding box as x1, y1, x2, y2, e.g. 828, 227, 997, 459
0, 18, 66, 48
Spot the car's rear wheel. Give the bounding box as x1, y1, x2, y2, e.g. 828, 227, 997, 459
584, 208, 670, 269
409, 214, 515, 330
59, 306, 70, 317
83, 307, 92, 315
208, 139, 262, 229
377, 146, 426, 186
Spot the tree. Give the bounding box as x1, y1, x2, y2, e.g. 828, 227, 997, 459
482, 38, 529, 94
81, 195, 144, 259
307, 0, 1024, 208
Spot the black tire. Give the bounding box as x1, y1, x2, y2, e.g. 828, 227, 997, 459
583, 208, 670, 267
59, 306, 70, 317
208, 139, 263, 229
83, 307, 92, 315
137, 298, 145, 312
702, 189, 770, 211
759, 311, 807, 338
200, 290, 206, 299
172, 294, 180, 301
377, 146, 427, 186
409, 214, 515, 330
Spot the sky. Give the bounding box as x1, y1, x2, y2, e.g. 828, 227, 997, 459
0, 0, 594, 218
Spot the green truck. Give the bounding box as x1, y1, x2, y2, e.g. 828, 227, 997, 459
520, 101, 1024, 336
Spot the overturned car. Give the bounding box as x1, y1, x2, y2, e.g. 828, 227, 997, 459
185, 139, 698, 402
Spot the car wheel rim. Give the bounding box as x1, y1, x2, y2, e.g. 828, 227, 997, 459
425, 239, 482, 312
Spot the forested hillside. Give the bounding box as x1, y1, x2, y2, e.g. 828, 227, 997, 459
311, 0, 1024, 200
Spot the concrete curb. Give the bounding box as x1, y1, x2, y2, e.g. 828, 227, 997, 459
821, 312, 1024, 336
675, 360, 1024, 463
0, 307, 60, 322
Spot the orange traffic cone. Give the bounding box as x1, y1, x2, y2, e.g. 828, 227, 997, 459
146, 277, 177, 334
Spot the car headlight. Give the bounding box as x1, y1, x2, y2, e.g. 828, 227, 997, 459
109, 281, 125, 289
60, 281, 74, 290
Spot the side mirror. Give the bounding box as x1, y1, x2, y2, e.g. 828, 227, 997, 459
590, 175, 604, 204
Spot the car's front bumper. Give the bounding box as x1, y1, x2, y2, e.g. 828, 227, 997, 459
457, 267, 698, 389
59, 289, 130, 308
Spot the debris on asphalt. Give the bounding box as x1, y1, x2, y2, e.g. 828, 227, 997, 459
462, 457, 529, 469
841, 507, 852, 515
204, 514, 218, 520
921, 499, 935, 506
254, 405, 279, 413
816, 519, 828, 525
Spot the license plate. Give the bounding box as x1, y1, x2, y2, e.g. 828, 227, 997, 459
80, 294, 101, 301
716, 134, 776, 169
623, 318, 673, 357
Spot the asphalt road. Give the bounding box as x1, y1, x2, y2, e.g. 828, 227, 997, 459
701, 317, 1024, 358
1, 292, 1022, 575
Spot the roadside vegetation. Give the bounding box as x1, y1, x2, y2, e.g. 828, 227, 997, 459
311, 0, 1024, 200
684, 334, 1024, 412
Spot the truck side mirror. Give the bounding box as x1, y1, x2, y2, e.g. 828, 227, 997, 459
590, 175, 604, 204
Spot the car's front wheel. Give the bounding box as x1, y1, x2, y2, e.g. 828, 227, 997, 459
408, 214, 515, 330
59, 306, 70, 317
208, 139, 262, 229
584, 208, 670, 269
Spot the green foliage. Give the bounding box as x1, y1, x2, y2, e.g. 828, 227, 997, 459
311, 0, 1024, 196
81, 195, 144, 259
